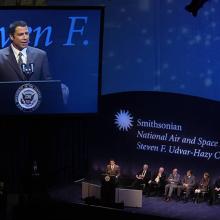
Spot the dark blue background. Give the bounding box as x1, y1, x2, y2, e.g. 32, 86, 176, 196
100, 0, 220, 100
50, 0, 220, 102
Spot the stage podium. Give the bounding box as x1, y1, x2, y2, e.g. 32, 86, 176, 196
0, 80, 64, 114
101, 174, 118, 204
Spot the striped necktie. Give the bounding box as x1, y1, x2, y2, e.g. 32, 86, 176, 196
18, 52, 23, 72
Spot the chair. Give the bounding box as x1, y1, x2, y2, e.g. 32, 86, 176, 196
140, 183, 146, 194
139, 183, 145, 189
181, 186, 195, 202
194, 190, 209, 203
165, 184, 179, 201
215, 192, 220, 204
148, 183, 165, 197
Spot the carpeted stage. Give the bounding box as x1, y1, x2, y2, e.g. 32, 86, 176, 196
45, 182, 220, 220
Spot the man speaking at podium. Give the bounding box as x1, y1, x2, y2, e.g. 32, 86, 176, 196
106, 159, 120, 179
0, 20, 52, 81
101, 159, 120, 204
0, 20, 69, 107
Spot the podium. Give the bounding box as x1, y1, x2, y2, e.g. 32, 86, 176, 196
0, 80, 64, 114
101, 174, 117, 204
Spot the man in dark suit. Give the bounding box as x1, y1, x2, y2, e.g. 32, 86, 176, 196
177, 170, 196, 202
0, 20, 52, 81
146, 166, 166, 196
164, 168, 180, 201
209, 176, 220, 205
101, 159, 120, 203
131, 164, 151, 193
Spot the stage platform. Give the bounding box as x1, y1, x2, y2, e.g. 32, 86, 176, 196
46, 181, 220, 220
6, 181, 220, 220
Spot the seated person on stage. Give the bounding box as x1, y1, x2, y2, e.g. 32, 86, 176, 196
177, 170, 196, 202
146, 166, 166, 196
131, 164, 151, 193
194, 172, 210, 203
164, 168, 180, 201
105, 159, 120, 179
209, 175, 220, 205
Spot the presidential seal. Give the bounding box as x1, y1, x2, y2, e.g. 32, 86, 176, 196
104, 175, 110, 182
15, 83, 42, 112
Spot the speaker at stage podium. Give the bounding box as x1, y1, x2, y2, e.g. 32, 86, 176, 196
101, 174, 117, 204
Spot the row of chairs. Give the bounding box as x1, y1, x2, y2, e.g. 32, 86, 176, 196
138, 183, 220, 205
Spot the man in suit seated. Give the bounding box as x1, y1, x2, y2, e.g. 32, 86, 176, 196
209, 175, 220, 205
194, 172, 210, 203
177, 170, 196, 202
131, 164, 151, 194
164, 168, 180, 201
146, 166, 166, 196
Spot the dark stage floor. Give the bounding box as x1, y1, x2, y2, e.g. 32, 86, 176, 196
47, 182, 220, 220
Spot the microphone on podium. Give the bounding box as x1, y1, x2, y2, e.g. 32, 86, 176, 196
21, 63, 34, 80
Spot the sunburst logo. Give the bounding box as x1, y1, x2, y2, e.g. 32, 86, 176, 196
114, 110, 134, 131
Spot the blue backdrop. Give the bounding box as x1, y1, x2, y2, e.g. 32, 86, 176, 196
52, 0, 220, 101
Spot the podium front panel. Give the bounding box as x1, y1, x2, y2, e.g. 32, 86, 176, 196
101, 175, 117, 203
0, 80, 64, 115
